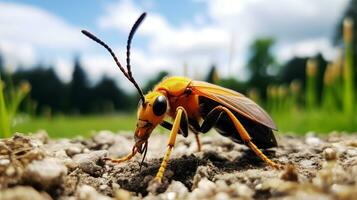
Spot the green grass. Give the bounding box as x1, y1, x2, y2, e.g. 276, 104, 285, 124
272, 110, 357, 134
11, 111, 357, 139
0, 74, 31, 138
13, 114, 137, 138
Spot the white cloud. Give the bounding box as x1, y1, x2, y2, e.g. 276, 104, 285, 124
0, 0, 350, 86
80, 46, 181, 90
99, 0, 203, 54
53, 58, 73, 83
0, 41, 36, 72
0, 2, 86, 49
97, 0, 232, 78
207, 0, 349, 41
97, 0, 349, 82
206, 0, 349, 63
0, 2, 87, 73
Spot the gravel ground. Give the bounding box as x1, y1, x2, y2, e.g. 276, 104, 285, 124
0, 131, 356, 200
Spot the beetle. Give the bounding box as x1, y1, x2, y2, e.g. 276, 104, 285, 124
82, 12, 281, 183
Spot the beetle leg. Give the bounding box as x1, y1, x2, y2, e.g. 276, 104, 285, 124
154, 107, 186, 183
194, 133, 202, 152
203, 106, 282, 169
160, 120, 173, 130
188, 119, 202, 152
161, 118, 202, 152
200, 108, 224, 133
179, 109, 189, 137
160, 120, 187, 137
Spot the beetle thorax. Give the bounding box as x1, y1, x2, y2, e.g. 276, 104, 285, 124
151, 76, 201, 120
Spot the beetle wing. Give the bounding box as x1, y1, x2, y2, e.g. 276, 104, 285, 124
191, 80, 277, 130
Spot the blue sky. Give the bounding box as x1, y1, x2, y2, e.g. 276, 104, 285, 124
0, 0, 350, 89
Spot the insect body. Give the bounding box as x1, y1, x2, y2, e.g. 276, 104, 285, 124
82, 13, 281, 183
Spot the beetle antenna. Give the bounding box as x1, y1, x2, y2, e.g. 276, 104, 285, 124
81, 30, 130, 80
126, 12, 146, 104
81, 12, 146, 104
126, 13, 146, 79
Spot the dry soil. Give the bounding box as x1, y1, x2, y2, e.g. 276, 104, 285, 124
0, 131, 356, 200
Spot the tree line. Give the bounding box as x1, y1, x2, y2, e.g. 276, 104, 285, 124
0, 48, 331, 116
0, 55, 169, 115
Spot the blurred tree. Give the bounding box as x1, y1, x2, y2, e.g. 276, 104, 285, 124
246, 38, 276, 99
279, 54, 327, 105
69, 57, 90, 114
334, 0, 357, 90
218, 77, 248, 93
0, 52, 4, 73
2, 54, 139, 114
205, 64, 219, 84
279, 57, 307, 84
12, 66, 67, 114
91, 77, 131, 113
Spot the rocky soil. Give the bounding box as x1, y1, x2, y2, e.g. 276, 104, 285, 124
0, 131, 356, 200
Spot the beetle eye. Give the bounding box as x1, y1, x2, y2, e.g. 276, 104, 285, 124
153, 95, 167, 116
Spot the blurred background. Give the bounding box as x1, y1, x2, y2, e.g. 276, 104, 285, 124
1, 0, 357, 138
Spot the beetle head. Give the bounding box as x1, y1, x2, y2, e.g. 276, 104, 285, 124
134, 91, 168, 147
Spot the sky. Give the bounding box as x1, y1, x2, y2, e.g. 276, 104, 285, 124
0, 0, 350, 90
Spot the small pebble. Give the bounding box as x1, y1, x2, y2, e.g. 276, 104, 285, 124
77, 185, 111, 200
92, 131, 115, 145
112, 182, 120, 191
5, 166, 16, 176
233, 183, 254, 198
30, 131, 49, 144
214, 192, 230, 200
165, 181, 188, 199
306, 135, 322, 146
73, 150, 107, 176
115, 189, 132, 200
99, 184, 108, 191
66, 146, 82, 156
166, 192, 176, 200
197, 178, 216, 196
192, 165, 215, 189
347, 139, 357, 147
346, 148, 357, 157
255, 183, 262, 190
331, 184, 357, 199
215, 180, 228, 190
0, 159, 10, 166
300, 159, 315, 169
323, 148, 337, 161
24, 157, 67, 188
0, 186, 52, 200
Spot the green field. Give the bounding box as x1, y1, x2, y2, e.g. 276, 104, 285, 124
11, 110, 356, 138
12, 114, 137, 138
272, 110, 357, 134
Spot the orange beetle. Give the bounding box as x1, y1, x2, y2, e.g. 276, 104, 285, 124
82, 13, 280, 183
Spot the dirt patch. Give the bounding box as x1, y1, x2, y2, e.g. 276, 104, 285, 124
1, 131, 357, 199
